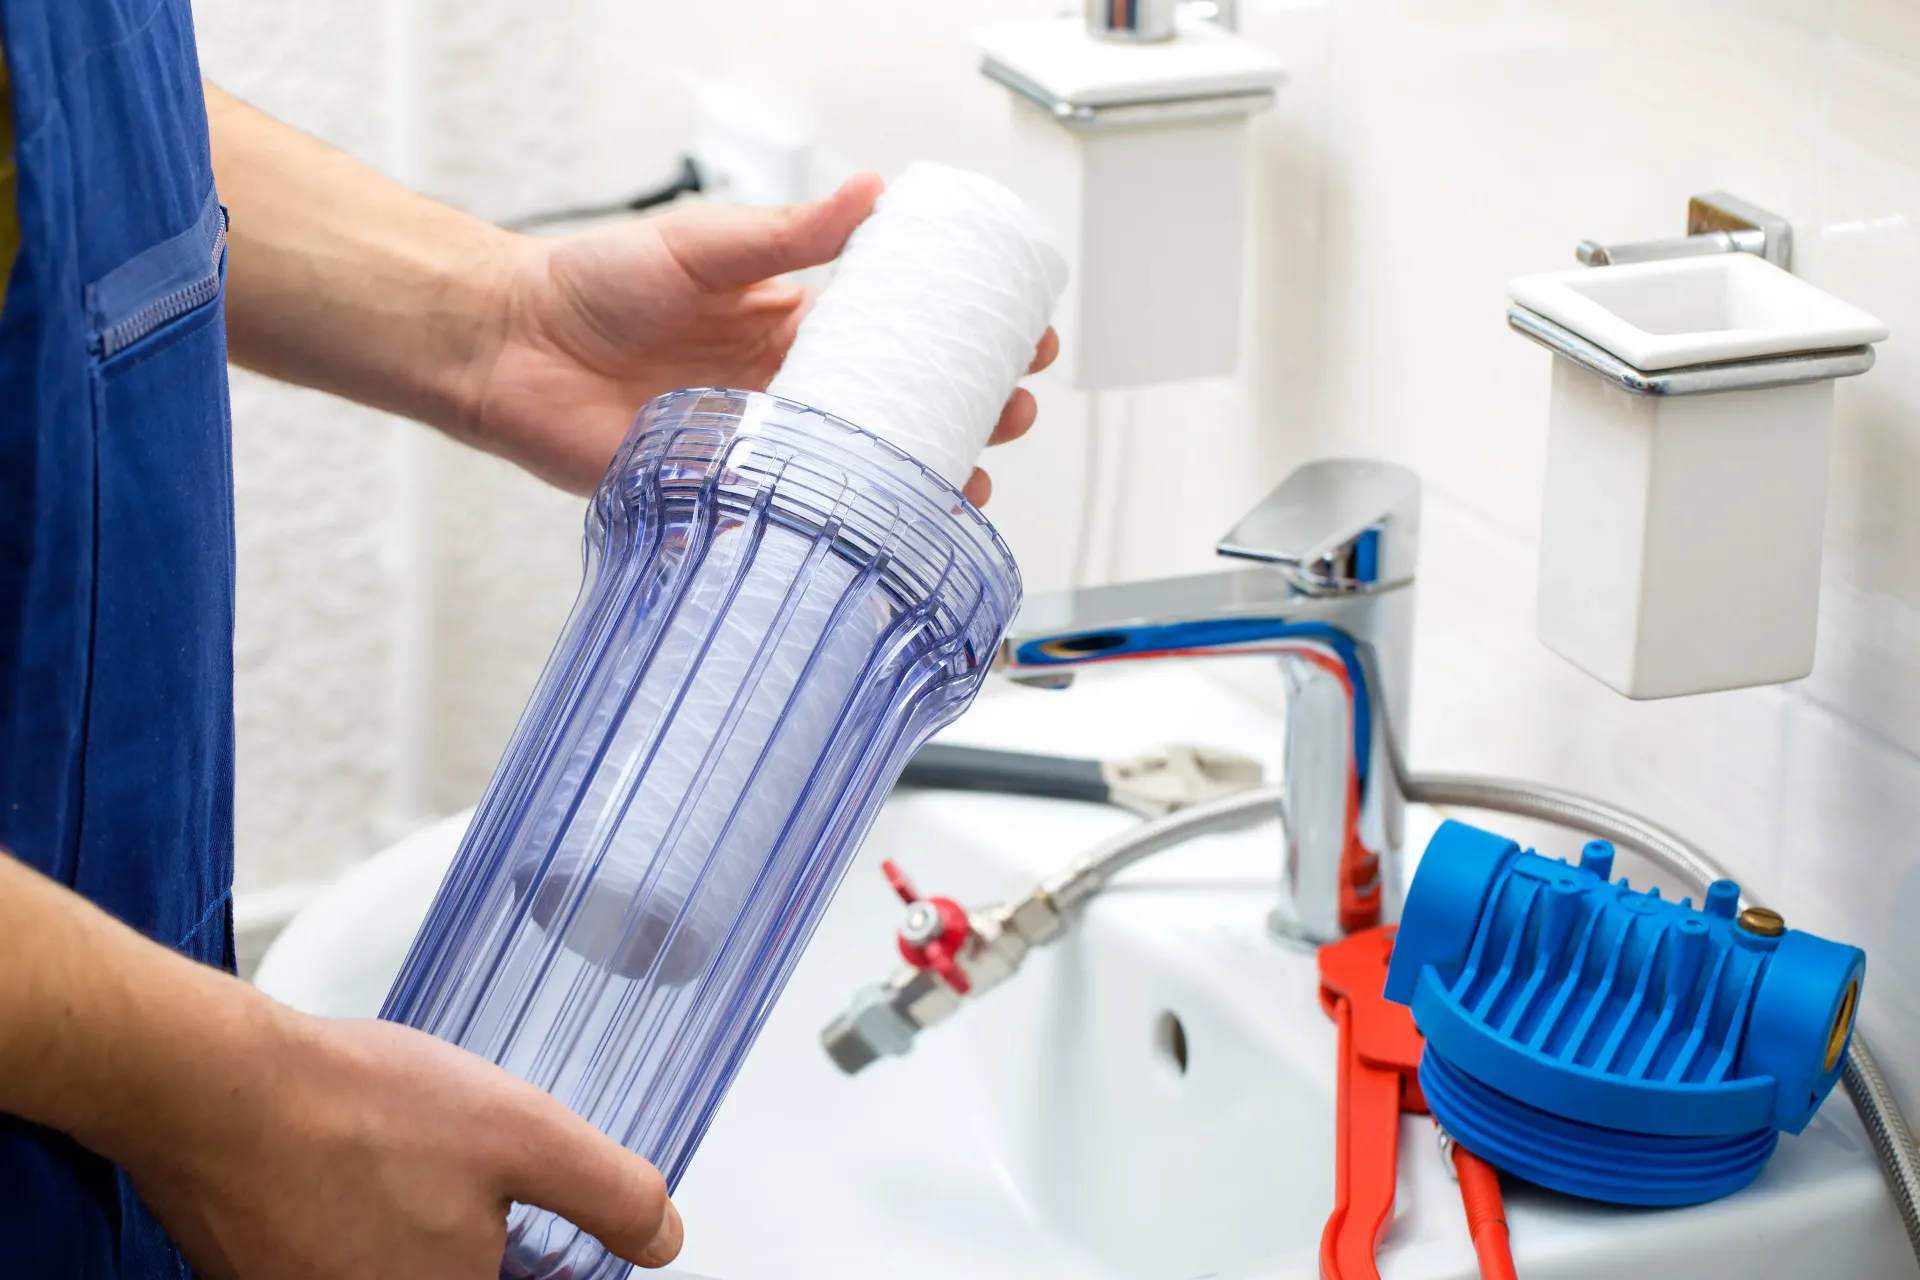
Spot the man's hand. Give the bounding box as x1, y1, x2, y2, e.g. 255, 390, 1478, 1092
0, 854, 681, 1279
210, 87, 1057, 506
134, 1013, 681, 1279
474, 175, 1057, 505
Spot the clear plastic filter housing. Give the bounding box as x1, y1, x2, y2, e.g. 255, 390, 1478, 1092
380, 388, 1021, 1280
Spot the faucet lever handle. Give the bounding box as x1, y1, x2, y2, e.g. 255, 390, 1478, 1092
1216, 459, 1420, 595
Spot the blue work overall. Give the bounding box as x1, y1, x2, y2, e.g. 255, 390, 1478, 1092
0, 0, 235, 1275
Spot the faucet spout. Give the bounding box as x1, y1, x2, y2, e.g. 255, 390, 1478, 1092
998, 458, 1421, 945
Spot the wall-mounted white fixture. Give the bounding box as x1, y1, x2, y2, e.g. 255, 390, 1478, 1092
974, 9, 1282, 390
1508, 194, 1888, 700
693, 81, 815, 209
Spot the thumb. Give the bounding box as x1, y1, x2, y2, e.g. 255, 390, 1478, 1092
502, 1089, 681, 1268
658, 172, 883, 291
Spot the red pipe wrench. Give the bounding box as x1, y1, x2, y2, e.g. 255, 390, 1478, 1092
1317, 926, 1515, 1280
1318, 926, 1427, 1280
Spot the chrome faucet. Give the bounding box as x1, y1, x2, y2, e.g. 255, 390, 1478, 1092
999, 458, 1421, 945
819, 458, 1422, 1075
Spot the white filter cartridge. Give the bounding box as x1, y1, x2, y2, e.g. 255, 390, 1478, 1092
769, 162, 1068, 489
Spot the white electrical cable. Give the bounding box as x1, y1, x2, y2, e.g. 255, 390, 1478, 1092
768, 162, 1068, 490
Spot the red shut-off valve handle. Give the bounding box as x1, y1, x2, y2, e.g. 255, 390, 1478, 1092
881, 859, 974, 995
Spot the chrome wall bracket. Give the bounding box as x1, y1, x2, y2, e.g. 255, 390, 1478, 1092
1576, 191, 1793, 271
978, 58, 1276, 132
1507, 304, 1875, 397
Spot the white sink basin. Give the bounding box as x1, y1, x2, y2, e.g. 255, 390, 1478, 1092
255, 665, 1915, 1280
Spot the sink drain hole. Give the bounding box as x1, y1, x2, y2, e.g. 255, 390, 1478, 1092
1154, 1011, 1189, 1076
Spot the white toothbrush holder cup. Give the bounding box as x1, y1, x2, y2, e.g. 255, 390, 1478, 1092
1509, 253, 1888, 699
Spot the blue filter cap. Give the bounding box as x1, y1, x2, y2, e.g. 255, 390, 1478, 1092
1383, 820, 1865, 1206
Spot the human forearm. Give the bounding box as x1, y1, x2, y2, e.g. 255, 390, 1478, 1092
0, 851, 281, 1170
206, 82, 521, 442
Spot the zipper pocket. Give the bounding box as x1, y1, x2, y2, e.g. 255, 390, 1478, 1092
86, 190, 229, 360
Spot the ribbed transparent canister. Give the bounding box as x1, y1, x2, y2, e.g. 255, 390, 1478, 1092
380, 388, 1021, 1280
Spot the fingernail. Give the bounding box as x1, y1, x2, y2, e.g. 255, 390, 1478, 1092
640, 1200, 684, 1269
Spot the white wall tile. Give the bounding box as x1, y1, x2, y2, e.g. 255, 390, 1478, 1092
1774, 696, 1920, 1120
1837, 0, 1920, 67
1799, 37, 1920, 758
